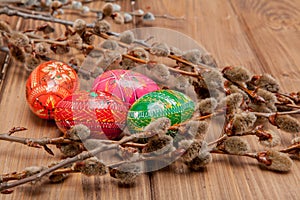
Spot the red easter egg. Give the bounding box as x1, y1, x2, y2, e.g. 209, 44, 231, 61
54, 90, 128, 139
92, 70, 160, 107
26, 61, 79, 119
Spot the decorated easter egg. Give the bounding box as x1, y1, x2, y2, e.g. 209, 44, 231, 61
92, 70, 160, 107
26, 60, 79, 119
54, 90, 128, 139
127, 90, 195, 133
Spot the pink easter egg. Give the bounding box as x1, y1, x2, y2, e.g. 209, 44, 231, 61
92, 70, 160, 106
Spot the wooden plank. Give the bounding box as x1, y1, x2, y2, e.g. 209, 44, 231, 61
229, 0, 300, 91
0, 1, 151, 200
228, 0, 300, 199
136, 0, 300, 200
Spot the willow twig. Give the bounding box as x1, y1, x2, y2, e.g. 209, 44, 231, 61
0, 143, 118, 192
252, 109, 300, 118
0, 131, 75, 155
0, 6, 94, 28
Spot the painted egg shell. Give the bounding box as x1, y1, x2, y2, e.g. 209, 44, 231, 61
127, 90, 195, 133
92, 70, 160, 107
54, 90, 128, 139
26, 60, 79, 119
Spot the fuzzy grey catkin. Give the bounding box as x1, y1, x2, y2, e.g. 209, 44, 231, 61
182, 49, 202, 64
197, 98, 218, 115
143, 12, 155, 21
123, 13, 133, 23
119, 30, 135, 44
71, 1, 83, 9
259, 150, 293, 172
183, 120, 209, 139
291, 137, 300, 144
259, 130, 281, 148
185, 150, 212, 170
130, 47, 149, 60
73, 157, 107, 176
49, 173, 69, 183
67, 34, 83, 49
113, 13, 125, 24
102, 3, 114, 16
227, 84, 250, 102
232, 112, 257, 133
67, 124, 91, 140
201, 69, 224, 89
174, 76, 189, 91
25, 56, 40, 72
34, 42, 50, 56
91, 66, 104, 78
252, 74, 280, 92
73, 19, 86, 34
110, 164, 140, 185
248, 102, 277, 113
51, 44, 70, 54
178, 139, 194, 150
150, 63, 170, 83
256, 88, 277, 104
9, 44, 26, 63
219, 93, 243, 113
98, 51, 122, 69
10, 31, 30, 47
276, 104, 293, 112
101, 40, 119, 50
181, 140, 208, 162
143, 117, 171, 136
23, 166, 46, 177
223, 136, 250, 155
82, 32, 95, 45
93, 19, 110, 34
0, 20, 12, 33
150, 42, 170, 57
170, 46, 183, 56
201, 53, 218, 68
180, 140, 202, 162
180, 140, 212, 170
223, 66, 251, 82
142, 135, 173, 155
58, 143, 83, 157
274, 115, 300, 133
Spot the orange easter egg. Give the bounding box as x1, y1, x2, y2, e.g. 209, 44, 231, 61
26, 60, 79, 119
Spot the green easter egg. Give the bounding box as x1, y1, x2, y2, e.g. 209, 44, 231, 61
127, 90, 195, 133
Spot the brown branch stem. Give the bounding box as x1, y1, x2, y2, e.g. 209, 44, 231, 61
275, 103, 300, 109
0, 143, 118, 192
210, 147, 258, 159
169, 109, 225, 131
0, 6, 94, 28
252, 109, 300, 118
0, 132, 73, 146
280, 143, 300, 154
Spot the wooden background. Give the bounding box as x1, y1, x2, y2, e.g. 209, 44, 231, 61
0, 0, 300, 199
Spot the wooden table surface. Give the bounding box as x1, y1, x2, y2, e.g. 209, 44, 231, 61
0, 0, 299, 199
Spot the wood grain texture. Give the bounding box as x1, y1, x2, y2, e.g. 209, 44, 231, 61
0, 0, 299, 200
230, 0, 300, 91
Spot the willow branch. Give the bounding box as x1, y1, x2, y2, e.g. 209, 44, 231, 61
280, 143, 300, 154
210, 147, 258, 159
0, 6, 94, 28
0, 143, 118, 192
252, 109, 300, 118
